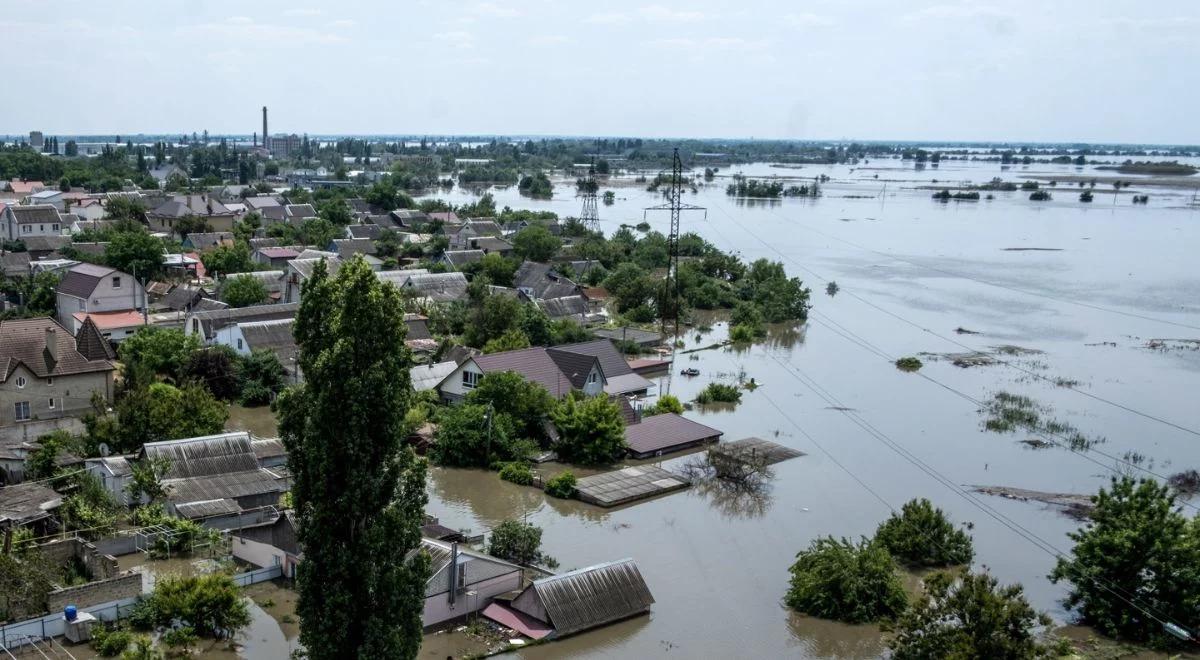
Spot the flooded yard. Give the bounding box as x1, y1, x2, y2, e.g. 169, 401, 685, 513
188, 158, 1200, 658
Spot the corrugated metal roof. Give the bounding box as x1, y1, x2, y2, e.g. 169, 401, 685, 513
174, 498, 241, 519
164, 469, 283, 503
0, 482, 63, 525
143, 431, 259, 479
528, 559, 654, 637
250, 438, 286, 461
410, 361, 457, 392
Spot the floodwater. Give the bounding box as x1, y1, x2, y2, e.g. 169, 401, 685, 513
200, 157, 1199, 658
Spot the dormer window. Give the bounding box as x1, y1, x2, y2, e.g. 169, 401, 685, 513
16, 376, 27, 388
588, 371, 599, 384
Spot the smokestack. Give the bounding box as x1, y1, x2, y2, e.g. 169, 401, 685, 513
253, 131, 257, 147
262, 106, 268, 149
44, 326, 58, 364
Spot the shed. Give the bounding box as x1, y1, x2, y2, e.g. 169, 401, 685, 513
0, 482, 62, 530
509, 559, 654, 638
623, 413, 723, 459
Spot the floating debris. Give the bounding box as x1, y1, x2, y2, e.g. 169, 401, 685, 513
955, 327, 982, 335
972, 485, 1094, 519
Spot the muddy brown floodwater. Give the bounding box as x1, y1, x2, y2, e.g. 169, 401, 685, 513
190, 158, 1200, 658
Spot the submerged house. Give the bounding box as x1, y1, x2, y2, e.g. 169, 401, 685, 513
419, 539, 525, 630
623, 412, 723, 459
140, 432, 285, 520
485, 558, 654, 640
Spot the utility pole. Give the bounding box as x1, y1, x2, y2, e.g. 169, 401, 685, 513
580, 157, 599, 233
485, 402, 493, 464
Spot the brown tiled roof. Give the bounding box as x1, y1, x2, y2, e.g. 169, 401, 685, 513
0, 317, 114, 381
623, 413, 722, 456
473, 347, 577, 397
75, 316, 116, 361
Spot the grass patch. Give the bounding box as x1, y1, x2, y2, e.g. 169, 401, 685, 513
696, 383, 743, 405
981, 392, 1103, 449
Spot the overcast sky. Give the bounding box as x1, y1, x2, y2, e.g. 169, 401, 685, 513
3, 0, 1197, 143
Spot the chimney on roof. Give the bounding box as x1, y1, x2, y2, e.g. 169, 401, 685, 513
44, 326, 58, 364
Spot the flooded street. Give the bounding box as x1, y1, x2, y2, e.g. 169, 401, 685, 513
204, 158, 1200, 658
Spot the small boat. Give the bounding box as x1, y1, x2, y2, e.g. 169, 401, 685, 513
680, 368, 700, 376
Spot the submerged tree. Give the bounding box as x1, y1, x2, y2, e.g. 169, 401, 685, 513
278, 257, 429, 660
874, 498, 974, 568
785, 536, 907, 623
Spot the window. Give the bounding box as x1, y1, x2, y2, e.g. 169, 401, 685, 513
48, 398, 55, 410
46, 377, 53, 386
78, 300, 85, 310
588, 371, 598, 384
21, 224, 30, 234
39, 224, 45, 232
16, 376, 26, 388
237, 338, 243, 350
111, 276, 122, 289
462, 371, 480, 389
192, 319, 200, 334
14, 402, 30, 421
52, 224, 59, 231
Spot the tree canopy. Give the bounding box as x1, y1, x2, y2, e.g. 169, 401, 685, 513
511, 225, 561, 262
549, 394, 627, 465
785, 536, 908, 623
874, 498, 974, 568
221, 274, 268, 308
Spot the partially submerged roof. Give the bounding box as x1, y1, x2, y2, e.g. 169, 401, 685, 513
623, 413, 723, 457
521, 559, 654, 638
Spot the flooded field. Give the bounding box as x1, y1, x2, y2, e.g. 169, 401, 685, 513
194, 157, 1200, 658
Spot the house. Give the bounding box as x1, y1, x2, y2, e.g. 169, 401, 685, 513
72, 310, 147, 341
1, 250, 31, 278
252, 246, 301, 268
284, 204, 317, 222
145, 195, 239, 234
488, 559, 654, 640
345, 224, 383, 240
471, 236, 514, 256
390, 209, 430, 228
282, 256, 341, 303
140, 432, 285, 516
148, 164, 188, 185
2, 204, 64, 242
22, 234, 71, 260
232, 511, 302, 578
440, 249, 484, 270
214, 318, 299, 381
535, 295, 597, 324
593, 327, 663, 349
158, 285, 220, 313
0, 482, 63, 534
0, 317, 115, 427
623, 413, 723, 459
68, 198, 106, 222
418, 539, 525, 630
410, 361, 457, 392
244, 196, 285, 223
437, 345, 606, 403
28, 189, 65, 210
69, 216, 112, 234
328, 238, 377, 259
513, 262, 582, 301
6, 179, 46, 196
184, 302, 299, 342
182, 231, 235, 251
582, 287, 610, 313
449, 219, 503, 249
550, 339, 653, 397
248, 237, 281, 250
85, 456, 134, 506
55, 263, 146, 331
427, 211, 459, 224
398, 272, 469, 304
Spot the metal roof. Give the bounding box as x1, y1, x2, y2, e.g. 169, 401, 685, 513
411, 361, 458, 392
526, 559, 654, 637
174, 498, 241, 520
0, 482, 63, 526
142, 431, 259, 479
420, 538, 523, 599
163, 469, 283, 503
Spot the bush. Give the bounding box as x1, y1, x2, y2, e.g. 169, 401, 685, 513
644, 394, 684, 417
91, 625, 134, 656
549, 395, 627, 465
785, 537, 907, 623
544, 471, 577, 499
161, 625, 198, 651
130, 574, 250, 638
498, 462, 534, 486
729, 324, 758, 343
696, 383, 742, 405
894, 357, 923, 372
487, 520, 557, 568
874, 498, 974, 567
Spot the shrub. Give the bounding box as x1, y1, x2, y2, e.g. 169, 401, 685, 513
544, 471, 577, 499
487, 520, 557, 568
894, 357, 923, 372
130, 574, 250, 638
874, 498, 974, 567
786, 536, 907, 623
696, 383, 742, 405
498, 462, 534, 486
549, 395, 627, 465
729, 324, 758, 343
161, 626, 198, 651
91, 626, 134, 656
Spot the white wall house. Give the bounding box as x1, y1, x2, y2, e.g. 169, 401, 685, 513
55, 263, 146, 331
2, 204, 64, 241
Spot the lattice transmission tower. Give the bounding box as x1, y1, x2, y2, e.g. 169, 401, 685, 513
645, 148, 706, 343
580, 158, 600, 232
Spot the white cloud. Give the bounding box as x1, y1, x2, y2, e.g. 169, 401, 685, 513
179, 22, 347, 46
785, 13, 834, 28
284, 8, 323, 17
528, 35, 569, 46
227, 16, 253, 25
903, 4, 1015, 35
586, 12, 630, 24
638, 5, 708, 22
1100, 15, 1198, 30
648, 36, 769, 51
432, 30, 474, 48
331, 19, 356, 28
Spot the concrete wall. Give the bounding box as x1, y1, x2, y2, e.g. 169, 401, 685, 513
0, 365, 112, 427
47, 572, 143, 612
423, 569, 523, 629
35, 537, 119, 580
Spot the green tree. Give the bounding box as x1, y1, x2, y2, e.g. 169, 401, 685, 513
1049, 477, 1200, 647
145, 382, 228, 441
119, 327, 202, 380
785, 536, 908, 623
277, 257, 429, 660
131, 573, 250, 639
511, 225, 561, 262
487, 520, 556, 567
106, 230, 164, 279
476, 252, 519, 287
483, 328, 530, 353
237, 349, 288, 405
298, 217, 340, 248
874, 498, 974, 568
221, 274, 267, 308
429, 403, 525, 468
200, 242, 255, 277
463, 293, 524, 348
104, 196, 147, 222
740, 259, 810, 323
465, 372, 554, 442
644, 394, 684, 417
888, 572, 1059, 660
549, 395, 627, 465
183, 347, 240, 401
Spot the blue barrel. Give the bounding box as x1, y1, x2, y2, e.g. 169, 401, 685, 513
64, 605, 77, 621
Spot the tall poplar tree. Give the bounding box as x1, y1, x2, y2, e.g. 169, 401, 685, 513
278, 257, 429, 659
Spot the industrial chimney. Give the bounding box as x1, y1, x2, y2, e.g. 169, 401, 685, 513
262, 106, 269, 150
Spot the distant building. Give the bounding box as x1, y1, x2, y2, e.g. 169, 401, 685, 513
2, 204, 64, 242
28, 131, 44, 150
268, 134, 302, 158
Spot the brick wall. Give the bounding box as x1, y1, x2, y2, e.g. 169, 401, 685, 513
47, 572, 144, 612
34, 537, 119, 579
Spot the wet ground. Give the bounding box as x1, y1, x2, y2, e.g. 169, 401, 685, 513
154, 156, 1200, 658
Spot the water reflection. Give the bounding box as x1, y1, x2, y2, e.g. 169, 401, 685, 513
689, 478, 775, 519
785, 612, 886, 659
427, 466, 547, 527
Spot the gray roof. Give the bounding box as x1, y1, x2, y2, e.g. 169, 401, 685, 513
9, 204, 61, 225
346, 224, 382, 240
250, 438, 286, 462
526, 559, 654, 637
244, 196, 283, 210
420, 539, 523, 599
164, 469, 283, 503
57, 262, 119, 298
289, 256, 342, 280
400, 272, 468, 302
0, 317, 114, 382
174, 498, 241, 520
183, 232, 234, 249
404, 315, 432, 340
553, 339, 632, 378
537, 295, 590, 320
142, 431, 259, 479
161, 285, 205, 311
89, 455, 133, 478
410, 361, 457, 392
188, 302, 299, 339
514, 261, 580, 300
442, 249, 484, 267
1, 250, 31, 277
623, 413, 722, 456
248, 237, 281, 249
22, 235, 70, 253
329, 238, 377, 257
471, 347, 582, 397
593, 327, 663, 346
472, 236, 512, 253
0, 482, 63, 526
545, 348, 602, 390
285, 204, 317, 219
